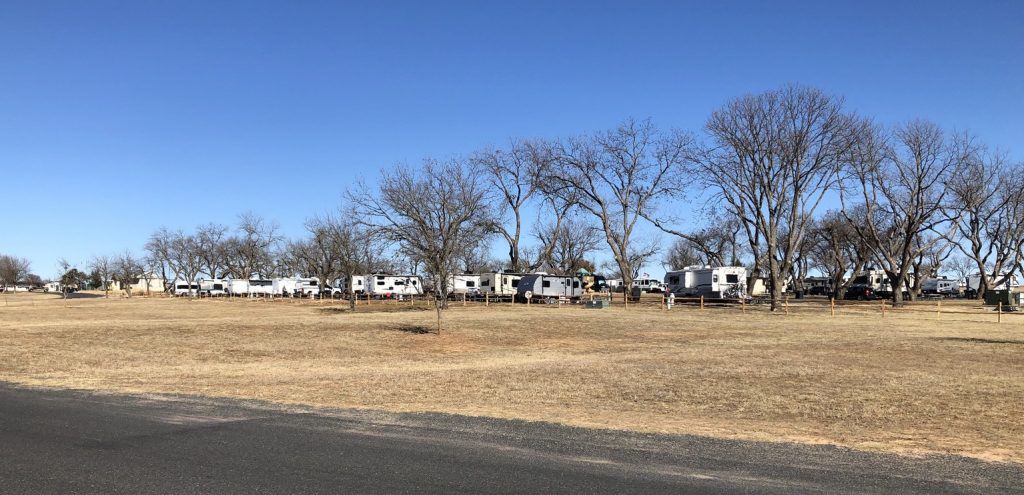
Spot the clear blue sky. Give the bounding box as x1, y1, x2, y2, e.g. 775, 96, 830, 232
2, 0, 1021, 278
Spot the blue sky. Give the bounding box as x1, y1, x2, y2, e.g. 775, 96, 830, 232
2, 1, 1022, 278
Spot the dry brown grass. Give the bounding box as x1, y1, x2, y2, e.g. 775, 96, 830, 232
1, 291, 1022, 463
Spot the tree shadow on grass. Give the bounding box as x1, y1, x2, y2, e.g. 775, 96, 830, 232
318, 305, 432, 315
386, 324, 435, 335
934, 337, 1024, 346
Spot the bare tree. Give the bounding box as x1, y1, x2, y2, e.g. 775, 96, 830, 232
841, 120, 961, 305
0, 255, 31, 292
542, 119, 688, 299
284, 214, 353, 299
805, 209, 871, 297
947, 254, 974, 287
146, 227, 179, 292
351, 158, 495, 333
112, 250, 144, 298
170, 232, 204, 297
532, 214, 602, 275
685, 85, 859, 311
195, 223, 229, 280
943, 139, 1024, 299
472, 141, 541, 271
88, 255, 114, 298
224, 213, 281, 279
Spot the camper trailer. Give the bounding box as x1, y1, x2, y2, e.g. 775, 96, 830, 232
172, 281, 200, 297
272, 278, 297, 297
664, 266, 747, 299
199, 279, 228, 297
365, 274, 423, 298
967, 273, 1020, 297
449, 274, 482, 296
851, 269, 893, 293
295, 277, 321, 298
233, 279, 275, 296
632, 278, 665, 293
922, 277, 960, 297
516, 274, 583, 303
479, 272, 530, 296
333, 275, 366, 295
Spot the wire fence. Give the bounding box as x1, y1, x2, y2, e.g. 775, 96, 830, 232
4, 290, 1021, 325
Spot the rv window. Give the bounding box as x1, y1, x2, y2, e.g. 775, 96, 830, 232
214, 284, 224, 290
669, 276, 679, 285
377, 281, 385, 286
713, 274, 719, 283
411, 280, 417, 285
176, 285, 187, 289
726, 274, 739, 283
542, 280, 550, 288
572, 280, 579, 288
466, 281, 475, 287
511, 279, 520, 287
482, 279, 490, 286
395, 280, 405, 286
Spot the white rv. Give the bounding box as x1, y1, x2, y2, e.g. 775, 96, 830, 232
632, 278, 665, 293
295, 277, 321, 298
851, 269, 893, 292
664, 266, 747, 299
172, 280, 200, 297
272, 278, 297, 297
479, 272, 530, 296
449, 274, 482, 296
516, 274, 583, 303
199, 279, 228, 297
921, 277, 960, 297
365, 274, 423, 297
968, 273, 1019, 295
235, 279, 275, 296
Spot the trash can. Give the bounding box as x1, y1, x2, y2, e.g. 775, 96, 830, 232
984, 290, 1013, 306
794, 290, 804, 299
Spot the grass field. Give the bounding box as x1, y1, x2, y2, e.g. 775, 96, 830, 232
1, 291, 1022, 463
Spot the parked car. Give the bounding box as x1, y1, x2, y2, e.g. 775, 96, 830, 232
843, 284, 876, 301
807, 286, 833, 297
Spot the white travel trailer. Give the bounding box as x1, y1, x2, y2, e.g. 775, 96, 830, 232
922, 277, 960, 297
606, 279, 623, 292
664, 266, 747, 299
632, 278, 665, 293
851, 269, 893, 292
967, 273, 1019, 294
365, 274, 423, 297
295, 277, 321, 298
172, 280, 200, 297
449, 274, 482, 296
199, 279, 228, 297
516, 274, 583, 303
228, 278, 275, 296
330, 275, 367, 296
273, 278, 297, 296
479, 272, 530, 296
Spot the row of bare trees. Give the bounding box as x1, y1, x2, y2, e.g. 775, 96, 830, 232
44, 85, 1023, 314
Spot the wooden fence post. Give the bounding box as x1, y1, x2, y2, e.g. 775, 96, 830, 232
741, 297, 746, 314
485, 292, 489, 307
830, 298, 835, 318
785, 295, 789, 316
881, 299, 886, 318
998, 302, 1002, 323
936, 300, 940, 318
462, 293, 466, 307
700, 295, 704, 311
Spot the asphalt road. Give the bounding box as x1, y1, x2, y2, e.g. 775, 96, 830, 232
0, 384, 1020, 494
